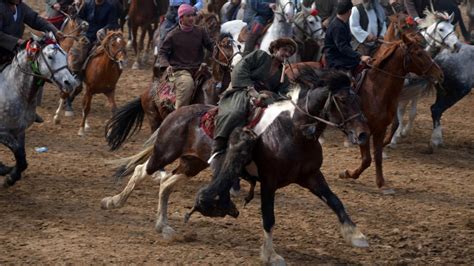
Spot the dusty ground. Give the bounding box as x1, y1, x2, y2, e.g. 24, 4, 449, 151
1, 1, 473, 264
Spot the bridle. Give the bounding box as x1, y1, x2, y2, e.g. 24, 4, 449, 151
289, 87, 363, 130
102, 33, 127, 64
211, 37, 241, 71
293, 13, 323, 42
274, 0, 295, 23
15, 42, 70, 93
421, 20, 456, 52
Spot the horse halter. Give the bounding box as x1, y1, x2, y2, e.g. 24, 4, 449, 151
275, 1, 295, 23
15, 42, 70, 93
293, 13, 323, 41
103, 34, 127, 64
422, 21, 456, 52
212, 38, 241, 71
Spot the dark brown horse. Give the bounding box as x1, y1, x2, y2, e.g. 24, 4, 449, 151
77, 30, 127, 136
105, 33, 235, 150
128, 0, 162, 69
339, 33, 444, 193
100, 68, 370, 264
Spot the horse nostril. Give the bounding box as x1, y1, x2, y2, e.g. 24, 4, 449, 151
64, 80, 70, 86
358, 132, 368, 145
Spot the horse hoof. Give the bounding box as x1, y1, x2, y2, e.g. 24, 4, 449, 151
132, 62, 140, 70
53, 118, 61, 125
126, 41, 132, 50
161, 225, 177, 240
341, 223, 369, 248
100, 196, 118, 209
230, 187, 240, 197
64, 111, 74, 117
78, 128, 85, 136
382, 151, 389, 159
261, 249, 286, 266
339, 170, 349, 179
0, 176, 14, 188
381, 187, 395, 195
318, 137, 325, 145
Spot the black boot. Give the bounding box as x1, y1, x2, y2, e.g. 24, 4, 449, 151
211, 137, 228, 155
34, 113, 44, 123
243, 31, 260, 56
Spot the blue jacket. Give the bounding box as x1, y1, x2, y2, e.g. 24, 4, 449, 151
78, 0, 119, 43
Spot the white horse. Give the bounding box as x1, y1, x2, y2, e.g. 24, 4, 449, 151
390, 11, 460, 147
220, 0, 295, 66
0, 33, 78, 187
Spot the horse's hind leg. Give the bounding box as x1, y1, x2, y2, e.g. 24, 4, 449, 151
101, 159, 151, 209
105, 91, 118, 114
54, 96, 65, 125
389, 102, 407, 147
298, 170, 369, 248
340, 140, 372, 180
402, 98, 418, 137
0, 133, 27, 188
155, 156, 207, 239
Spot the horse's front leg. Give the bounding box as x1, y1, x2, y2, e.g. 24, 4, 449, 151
298, 171, 369, 248
78, 91, 92, 136
260, 185, 285, 265
105, 91, 118, 114
53, 97, 65, 125
2, 133, 27, 188
340, 138, 372, 180
402, 98, 418, 137
373, 132, 394, 194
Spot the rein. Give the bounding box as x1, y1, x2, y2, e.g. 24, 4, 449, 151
422, 21, 456, 52
275, 1, 295, 23
102, 34, 126, 65
293, 14, 323, 42
211, 39, 241, 71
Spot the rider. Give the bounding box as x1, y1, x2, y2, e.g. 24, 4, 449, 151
381, 0, 406, 17
221, 0, 242, 23
349, 0, 387, 56
242, 0, 277, 56
69, 0, 119, 78
0, 0, 64, 123
157, 4, 213, 109
159, 0, 204, 45
211, 37, 297, 156
324, 0, 372, 75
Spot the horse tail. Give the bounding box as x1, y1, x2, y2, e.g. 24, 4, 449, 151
105, 97, 144, 151
109, 129, 158, 180
398, 79, 434, 103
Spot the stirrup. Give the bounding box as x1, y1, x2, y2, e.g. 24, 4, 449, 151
207, 150, 224, 164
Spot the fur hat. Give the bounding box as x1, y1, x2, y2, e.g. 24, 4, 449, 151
268, 38, 298, 54
178, 4, 195, 18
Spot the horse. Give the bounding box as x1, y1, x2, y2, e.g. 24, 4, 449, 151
128, 0, 161, 69
105, 33, 235, 150
76, 30, 127, 136
388, 11, 465, 149
339, 33, 444, 193
220, 0, 295, 66
0, 34, 78, 188
292, 6, 324, 62
100, 68, 370, 264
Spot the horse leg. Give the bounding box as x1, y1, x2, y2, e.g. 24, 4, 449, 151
389, 102, 407, 147
259, 185, 285, 265
155, 156, 207, 239
298, 170, 369, 248
54, 96, 65, 125
105, 91, 118, 114
402, 97, 418, 137
373, 132, 393, 194
101, 159, 151, 209
1, 133, 27, 188
65, 84, 83, 117
78, 91, 92, 136
138, 26, 147, 65
126, 18, 133, 49
340, 139, 372, 180
131, 25, 140, 69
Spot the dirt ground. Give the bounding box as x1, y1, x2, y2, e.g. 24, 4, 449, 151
1, 1, 473, 264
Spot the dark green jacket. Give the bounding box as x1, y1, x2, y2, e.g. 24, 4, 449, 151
231, 50, 289, 94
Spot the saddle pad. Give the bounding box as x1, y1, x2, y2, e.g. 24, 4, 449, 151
200, 106, 267, 139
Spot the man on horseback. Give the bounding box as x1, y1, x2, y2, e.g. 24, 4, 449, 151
242, 0, 277, 55
159, 0, 204, 45
157, 4, 213, 109
0, 0, 64, 122
349, 0, 387, 56
211, 37, 297, 156
69, 0, 119, 78
323, 0, 372, 75
44, 0, 74, 29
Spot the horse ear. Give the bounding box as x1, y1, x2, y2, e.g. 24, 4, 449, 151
448, 13, 455, 24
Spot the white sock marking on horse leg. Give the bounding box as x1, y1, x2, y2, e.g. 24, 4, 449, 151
403, 98, 418, 136
53, 98, 64, 124
340, 223, 369, 248
431, 125, 443, 147
260, 230, 285, 265
101, 160, 150, 209
155, 173, 187, 239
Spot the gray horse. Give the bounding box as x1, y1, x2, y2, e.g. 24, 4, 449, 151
0, 34, 78, 188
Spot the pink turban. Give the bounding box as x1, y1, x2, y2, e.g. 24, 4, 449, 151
178, 4, 195, 18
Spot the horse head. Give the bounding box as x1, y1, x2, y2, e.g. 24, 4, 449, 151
212, 33, 237, 71
271, 0, 295, 23
196, 12, 221, 41
419, 10, 461, 53
25, 33, 78, 93
100, 30, 128, 69
400, 33, 444, 83
386, 12, 418, 41
293, 8, 324, 41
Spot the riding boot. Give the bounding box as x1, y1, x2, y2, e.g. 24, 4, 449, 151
212, 137, 228, 155
243, 31, 260, 56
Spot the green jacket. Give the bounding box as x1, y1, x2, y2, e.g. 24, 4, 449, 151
231, 50, 289, 94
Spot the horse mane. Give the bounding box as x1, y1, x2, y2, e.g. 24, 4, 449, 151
94, 30, 122, 56
372, 40, 401, 68
218, 32, 233, 42
418, 9, 451, 29
292, 65, 351, 91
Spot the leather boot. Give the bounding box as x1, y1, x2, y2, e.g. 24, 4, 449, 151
211, 137, 228, 155
243, 31, 260, 56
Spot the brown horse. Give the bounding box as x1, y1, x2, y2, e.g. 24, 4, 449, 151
339, 33, 444, 193
100, 69, 370, 264
77, 30, 127, 136
105, 33, 235, 150
207, 0, 228, 14
128, 0, 162, 69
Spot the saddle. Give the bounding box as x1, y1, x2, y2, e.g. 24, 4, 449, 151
200, 105, 267, 139
237, 23, 272, 43
152, 64, 212, 117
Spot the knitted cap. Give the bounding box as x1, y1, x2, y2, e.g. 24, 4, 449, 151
178, 4, 195, 18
